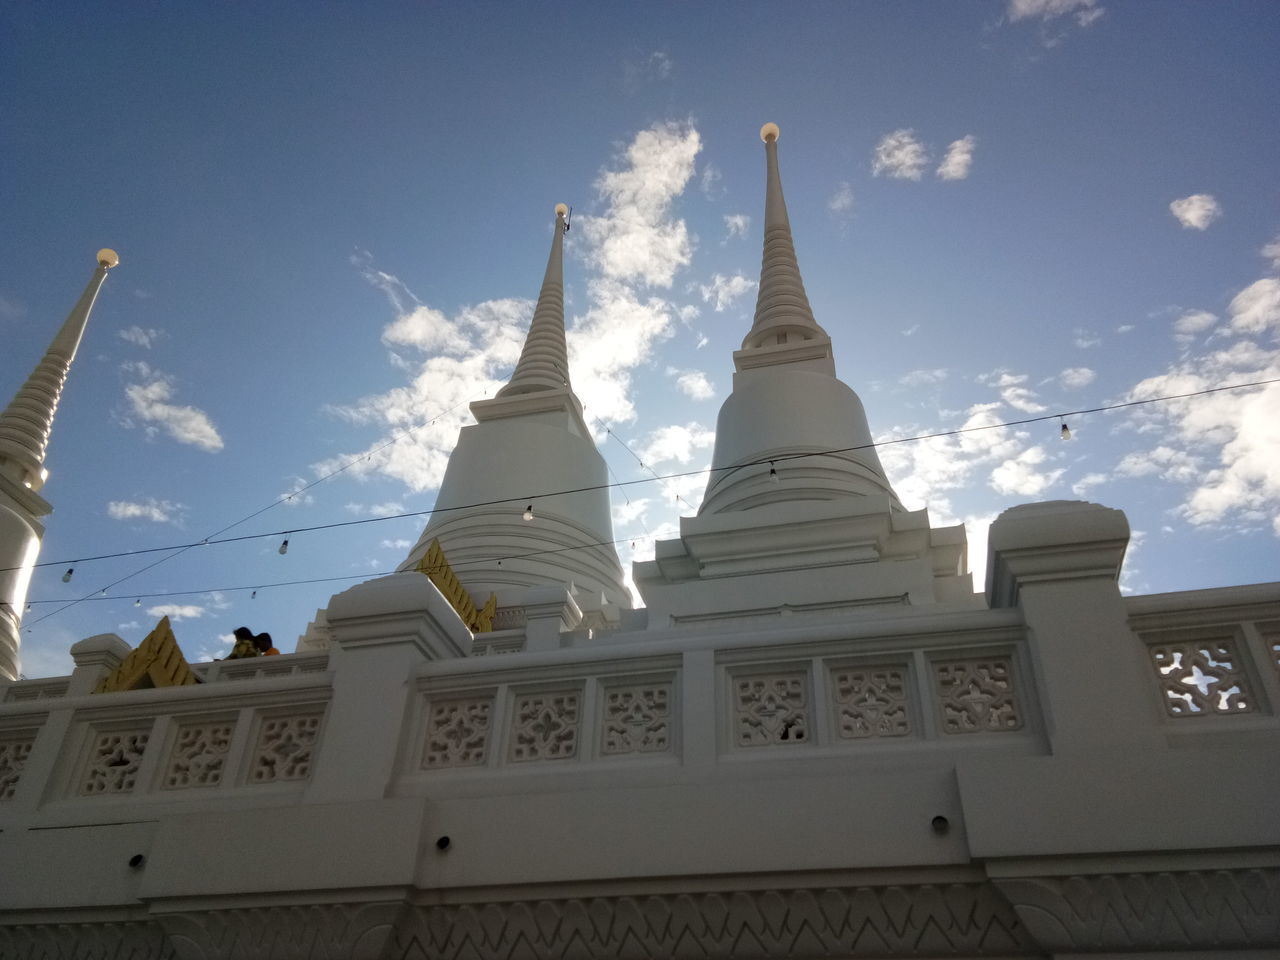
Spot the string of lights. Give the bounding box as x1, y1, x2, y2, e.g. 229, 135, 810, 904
15, 375, 1279, 627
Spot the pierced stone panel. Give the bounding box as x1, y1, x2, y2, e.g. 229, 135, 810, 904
831, 666, 911, 739
0, 735, 36, 800
510, 691, 580, 762
423, 697, 493, 768
81, 728, 150, 795
934, 658, 1022, 734
249, 711, 323, 784
1151, 638, 1254, 716
734, 672, 808, 746
602, 683, 672, 755
163, 720, 235, 789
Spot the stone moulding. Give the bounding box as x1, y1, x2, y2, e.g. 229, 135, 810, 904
2, 870, 1277, 957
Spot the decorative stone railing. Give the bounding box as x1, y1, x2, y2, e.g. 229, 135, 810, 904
1128, 583, 1280, 724
0, 665, 331, 817
396, 608, 1042, 785
3, 677, 71, 703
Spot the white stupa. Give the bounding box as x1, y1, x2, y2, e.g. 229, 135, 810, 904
0, 250, 118, 680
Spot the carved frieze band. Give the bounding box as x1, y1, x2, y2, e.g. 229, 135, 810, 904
6, 871, 1277, 958
0, 733, 36, 800
994, 868, 1280, 952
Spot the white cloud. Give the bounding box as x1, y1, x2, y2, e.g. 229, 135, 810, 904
1071, 471, 1109, 496
669, 367, 715, 400
899, 368, 948, 387
1227, 278, 1280, 335
1074, 328, 1101, 348
1262, 234, 1280, 271
117, 325, 163, 349
990, 445, 1063, 496
700, 163, 723, 199
380, 538, 412, 550
722, 214, 750, 242
872, 130, 929, 181
1169, 194, 1222, 231
623, 50, 673, 89
699, 272, 757, 312
827, 182, 854, 216
1058, 367, 1096, 389
1008, 0, 1103, 25
1120, 282, 1280, 535
979, 369, 1046, 412
0, 294, 25, 319
936, 136, 976, 181
344, 500, 405, 516
1173, 309, 1217, 345
107, 498, 185, 524
147, 604, 206, 622
121, 369, 224, 452
1117, 324, 1135, 334
580, 120, 701, 288
279, 476, 316, 508
901, 324, 920, 337
635, 422, 715, 466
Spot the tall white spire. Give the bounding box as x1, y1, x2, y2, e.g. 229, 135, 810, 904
698, 126, 901, 515
497, 204, 571, 397
0, 249, 118, 493
0, 249, 118, 680
398, 207, 630, 619
743, 123, 829, 352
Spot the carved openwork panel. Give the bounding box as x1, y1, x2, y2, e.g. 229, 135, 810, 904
934, 658, 1022, 734
601, 682, 672, 755
734, 671, 808, 746
423, 696, 493, 768
0, 733, 36, 800
831, 665, 911, 739
81, 727, 151, 795
1150, 637, 1254, 716
163, 719, 235, 789
509, 690, 580, 762
249, 710, 323, 784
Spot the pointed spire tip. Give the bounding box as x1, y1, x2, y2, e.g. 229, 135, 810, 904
97, 249, 120, 269
760, 122, 779, 143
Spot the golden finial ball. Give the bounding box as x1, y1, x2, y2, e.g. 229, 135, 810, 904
96, 248, 120, 269
555, 203, 569, 218
760, 122, 780, 143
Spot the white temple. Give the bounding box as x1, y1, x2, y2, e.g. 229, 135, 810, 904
0, 127, 1277, 960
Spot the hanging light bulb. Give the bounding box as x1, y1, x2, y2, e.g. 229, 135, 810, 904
62, 568, 74, 583
523, 504, 534, 522
278, 538, 290, 555
1060, 419, 1071, 441
134, 598, 141, 607
25, 603, 32, 612
251, 590, 257, 599
769, 462, 780, 484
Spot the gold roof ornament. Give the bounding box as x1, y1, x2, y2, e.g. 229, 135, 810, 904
415, 538, 497, 633
95, 616, 200, 693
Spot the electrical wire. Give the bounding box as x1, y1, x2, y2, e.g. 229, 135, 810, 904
14, 375, 1280, 625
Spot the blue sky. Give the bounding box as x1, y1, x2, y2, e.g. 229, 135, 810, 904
3, 1, 1278, 678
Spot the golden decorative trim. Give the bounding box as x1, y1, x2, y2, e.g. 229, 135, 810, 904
416, 539, 497, 633
95, 616, 199, 693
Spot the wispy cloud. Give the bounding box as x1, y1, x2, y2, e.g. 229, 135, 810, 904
899, 368, 948, 387
1058, 366, 1096, 389
119, 363, 224, 452
1120, 274, 1280, 536
936, 136, 976, 180
1169, 194, 1222, 230
107, 497, 185, 524
1173, 309, 1217, 345
979, 370, 1046, 412
1007, 0, 1104, 27
1262, 234, 1280, 271
722, 214, 750, 242
117, 325, 163, 349
872, 129, 929, 181
146, 604, 206, 622
623, 50, 673, 90
827, 182, 854, 217
699, 272, 756, 312
0, 294, 26, 319
668, 367, 715, 400
580, 120, 701, 288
